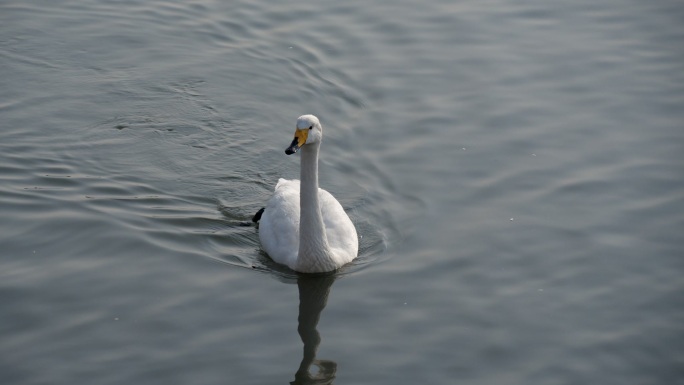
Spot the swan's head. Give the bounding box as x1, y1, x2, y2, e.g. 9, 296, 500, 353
285, 114, 323, 155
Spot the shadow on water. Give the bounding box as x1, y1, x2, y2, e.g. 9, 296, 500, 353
291, 273, 338, 385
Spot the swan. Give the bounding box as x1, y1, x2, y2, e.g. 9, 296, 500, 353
257, 115, 358, 273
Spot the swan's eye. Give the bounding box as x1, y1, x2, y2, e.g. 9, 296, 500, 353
309, 126, 313, 130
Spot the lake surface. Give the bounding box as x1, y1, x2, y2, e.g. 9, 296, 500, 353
1, 0, 683, 384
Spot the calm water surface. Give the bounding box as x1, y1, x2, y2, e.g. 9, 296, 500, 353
1, 0, 683, 384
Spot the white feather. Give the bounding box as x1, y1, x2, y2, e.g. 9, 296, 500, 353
258, 115, 358, 273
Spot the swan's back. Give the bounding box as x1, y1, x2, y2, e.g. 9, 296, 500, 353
259, 179, 358, 270
318, 187, 358, 262
259, 179, 300, 268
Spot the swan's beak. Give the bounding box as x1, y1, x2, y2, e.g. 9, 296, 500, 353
285, 129, 308, 155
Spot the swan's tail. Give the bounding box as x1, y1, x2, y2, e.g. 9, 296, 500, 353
252, 207, 265, 223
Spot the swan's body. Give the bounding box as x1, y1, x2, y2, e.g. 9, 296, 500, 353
258, 115, 358, 273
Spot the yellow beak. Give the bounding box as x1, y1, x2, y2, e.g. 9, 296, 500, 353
285, 129, 308, 155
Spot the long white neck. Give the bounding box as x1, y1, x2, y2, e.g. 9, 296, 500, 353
297, 142, 334, 272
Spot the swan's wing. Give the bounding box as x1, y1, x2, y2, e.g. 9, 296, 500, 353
318, 188, 359, 261
259, 179, 300, 269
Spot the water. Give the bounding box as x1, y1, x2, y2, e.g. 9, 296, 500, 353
1, 0, 683, 384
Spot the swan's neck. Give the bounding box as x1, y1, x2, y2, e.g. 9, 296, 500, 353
297, 143, 334, 272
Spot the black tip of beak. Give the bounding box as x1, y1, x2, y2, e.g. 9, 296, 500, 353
285, 137, 300, 155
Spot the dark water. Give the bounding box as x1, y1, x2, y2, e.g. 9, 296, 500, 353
1, 0, 683, 384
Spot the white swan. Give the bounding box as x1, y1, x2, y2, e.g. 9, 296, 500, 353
258, 115, 358, 273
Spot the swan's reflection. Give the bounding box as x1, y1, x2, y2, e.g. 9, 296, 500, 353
291, 273, 337, 385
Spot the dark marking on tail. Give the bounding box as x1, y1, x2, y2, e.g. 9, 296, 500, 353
252, 207, 265, 223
